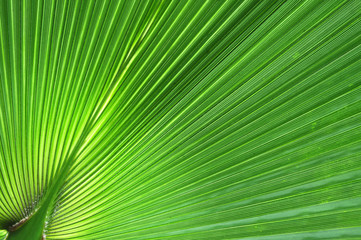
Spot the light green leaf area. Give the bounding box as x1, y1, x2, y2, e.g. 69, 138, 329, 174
0, 0, 361, 239
0, 230, 7, 240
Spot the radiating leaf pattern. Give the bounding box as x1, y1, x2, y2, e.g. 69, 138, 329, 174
0, 0, 361, 239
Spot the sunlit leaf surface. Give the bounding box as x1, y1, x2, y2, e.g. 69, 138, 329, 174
1, 0, 361, 239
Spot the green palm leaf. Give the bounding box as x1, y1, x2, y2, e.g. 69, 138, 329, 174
1, 0, 361, 239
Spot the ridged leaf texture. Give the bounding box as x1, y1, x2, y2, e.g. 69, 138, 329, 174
0, 0, 361, 239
